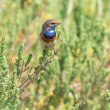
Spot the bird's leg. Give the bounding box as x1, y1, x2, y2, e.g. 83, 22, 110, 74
43, 49, 47, 56
43, 46, 48, 55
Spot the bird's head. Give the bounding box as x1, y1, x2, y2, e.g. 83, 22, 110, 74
41, 19, 61, 33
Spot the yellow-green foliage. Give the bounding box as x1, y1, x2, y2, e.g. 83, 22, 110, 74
0, 38, 20, 110
0, 0, 110, 110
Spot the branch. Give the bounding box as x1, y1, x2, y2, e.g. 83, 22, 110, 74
19, 51, 55, 93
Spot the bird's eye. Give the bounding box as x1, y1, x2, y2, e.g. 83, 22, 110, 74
47, 23, 54, 27
51, 23, 54, 25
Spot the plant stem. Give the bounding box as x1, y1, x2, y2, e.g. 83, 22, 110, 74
19, 53, 55, 93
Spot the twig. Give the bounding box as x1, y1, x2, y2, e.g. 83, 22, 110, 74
98, 0, 103, 17
19, 53, 55, 93
67, 0, 74, 16
65, 0, 74, 26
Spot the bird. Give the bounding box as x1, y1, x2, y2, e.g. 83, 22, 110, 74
40, 19, 61, 51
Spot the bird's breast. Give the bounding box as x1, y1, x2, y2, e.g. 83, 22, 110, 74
41, 34, 58, 43
44, 30, 56, 39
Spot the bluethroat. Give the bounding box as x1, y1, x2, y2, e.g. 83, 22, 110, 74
40, 19, 61, 51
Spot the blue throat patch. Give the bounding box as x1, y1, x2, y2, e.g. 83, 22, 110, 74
44, 25, 56, 39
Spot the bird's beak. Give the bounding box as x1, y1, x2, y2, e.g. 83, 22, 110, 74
54, 21, 61, 26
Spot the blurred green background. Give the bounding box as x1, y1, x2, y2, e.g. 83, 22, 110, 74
0, 0, 110, 110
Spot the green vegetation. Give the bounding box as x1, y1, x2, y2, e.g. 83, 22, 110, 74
0, 0, 110, 110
